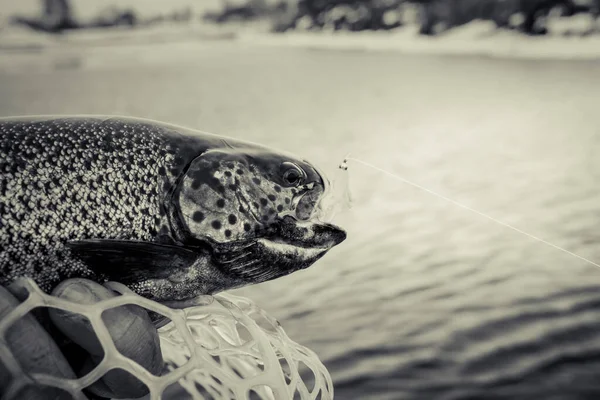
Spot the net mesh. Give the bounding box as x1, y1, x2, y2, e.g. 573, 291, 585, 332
0, 278, 333, 400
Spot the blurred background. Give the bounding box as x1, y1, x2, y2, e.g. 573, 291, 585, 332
2, 1, 600, 399
2, 0, 600, 36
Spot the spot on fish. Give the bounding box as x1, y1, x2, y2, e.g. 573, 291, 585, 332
228, 184, 237, 191
236, 169, 244, 175
244, 223, 251, 232
268, 194, 276, 202
224, 171, 232, 178
193, 211, 205, 222
260, 198, 268, 207
212, 220, 222, 230
226, 163, 234, 169
228, 214, 237, 225
274, 185, 281, 193
225, 229, 232, 238
261, 215, 269, 222
252, 177, 261, 185
285, 198, 291, 204
277, 205, 283, 212
216, 199, 225, 208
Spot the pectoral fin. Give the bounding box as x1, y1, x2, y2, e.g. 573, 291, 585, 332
66, 239, 199, 283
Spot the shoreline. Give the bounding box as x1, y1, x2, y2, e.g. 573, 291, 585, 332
1, 22, 600, 62
240, 20, 600, 61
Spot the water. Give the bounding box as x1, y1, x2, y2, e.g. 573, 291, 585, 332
2, 39, 600, 399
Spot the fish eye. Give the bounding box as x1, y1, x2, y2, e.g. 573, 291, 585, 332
281, 162, 306, 187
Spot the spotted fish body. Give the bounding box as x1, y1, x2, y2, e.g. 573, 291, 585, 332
0, 116, 346, 302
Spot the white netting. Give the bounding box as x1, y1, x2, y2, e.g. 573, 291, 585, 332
0, 278, 333, 400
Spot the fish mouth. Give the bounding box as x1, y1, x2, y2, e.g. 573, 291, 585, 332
255, 238, 327, 259
273, 216, 346, 250
256, 219, 346, 258
211, 217, 346, 283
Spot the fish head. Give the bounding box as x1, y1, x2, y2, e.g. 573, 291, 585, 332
172, 146, 346, 286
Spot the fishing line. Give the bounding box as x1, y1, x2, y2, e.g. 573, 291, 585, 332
341, 156, 600, 270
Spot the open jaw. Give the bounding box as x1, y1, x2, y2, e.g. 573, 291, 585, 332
211, 219, 346, 284
256, 237, 330, 260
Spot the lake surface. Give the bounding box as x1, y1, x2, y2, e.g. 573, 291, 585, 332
2, 38, 600, 399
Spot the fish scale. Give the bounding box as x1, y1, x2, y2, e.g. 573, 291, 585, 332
0, 118, 168, 291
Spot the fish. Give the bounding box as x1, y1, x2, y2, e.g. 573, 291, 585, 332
0, 116, 346, 302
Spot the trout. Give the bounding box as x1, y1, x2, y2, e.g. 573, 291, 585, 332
0, 116, 346, 302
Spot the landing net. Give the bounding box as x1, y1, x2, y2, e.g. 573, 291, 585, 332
0, 278, 333, 400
